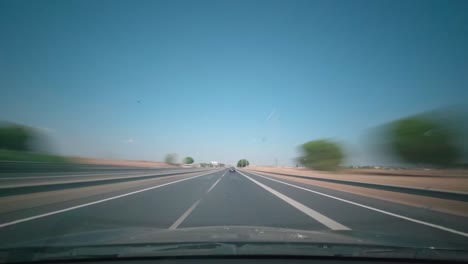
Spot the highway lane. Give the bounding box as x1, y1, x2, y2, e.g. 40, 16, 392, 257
177, 169, 326, 230
0, 168, 467, 249
238, 170, 468, 248
242, 170, 468, 232
0, 169, 224, 245
0, 170, 221, 222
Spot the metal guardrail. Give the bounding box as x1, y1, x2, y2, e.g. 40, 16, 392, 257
247, 169, 468, 202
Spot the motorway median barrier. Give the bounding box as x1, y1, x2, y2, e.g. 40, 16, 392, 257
0, 168, 216, 197
0, 161, 176, 173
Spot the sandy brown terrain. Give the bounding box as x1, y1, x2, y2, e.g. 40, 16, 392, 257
345, 168, 468, 177
71, 157, 177, 168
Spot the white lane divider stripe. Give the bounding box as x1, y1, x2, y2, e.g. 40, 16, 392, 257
237, 171, 350, 231
169, 199, 201, 230
0, 170, 220, 228
246, 170, 468, 238
170, 171, 227, 229
206, 171, 227, 193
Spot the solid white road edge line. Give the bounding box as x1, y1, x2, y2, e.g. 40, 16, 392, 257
245, 170, 468, 238
0, 170, 220, 229
237, 171, 350, 231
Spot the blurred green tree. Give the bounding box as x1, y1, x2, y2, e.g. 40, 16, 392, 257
0, 123, 34, 151
237, 159, 249, 167
298, 139, 344, 171
164, 153, 178, 165
183, 156, 194, 164
389, 117, 459, 166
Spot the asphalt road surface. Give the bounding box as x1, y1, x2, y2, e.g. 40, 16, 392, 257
1, 169, 467, 248
0, 167, 209, 189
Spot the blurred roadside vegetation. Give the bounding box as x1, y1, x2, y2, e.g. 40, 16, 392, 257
298, 108, 467, 171
298, 139, 343, 171
183, 156, 194, 164
199, 162, 212, 167
237, 159, 249, 167
0, 122, 71, 163
389, 116, 459, 167
164, 153, 179, 165
0, 123, 33, 151
0, 149, 69, 163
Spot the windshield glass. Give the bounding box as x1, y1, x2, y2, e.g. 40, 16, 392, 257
1, 0, 468, 262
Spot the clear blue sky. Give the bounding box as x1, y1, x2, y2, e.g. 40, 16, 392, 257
1, 0, 467, 165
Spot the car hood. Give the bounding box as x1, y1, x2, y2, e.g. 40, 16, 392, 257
3, 226, 374, 247
1, 226, 467, 262
1, 225, 458, 248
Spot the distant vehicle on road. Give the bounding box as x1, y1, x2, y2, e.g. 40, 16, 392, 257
229, 167, 236, 172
